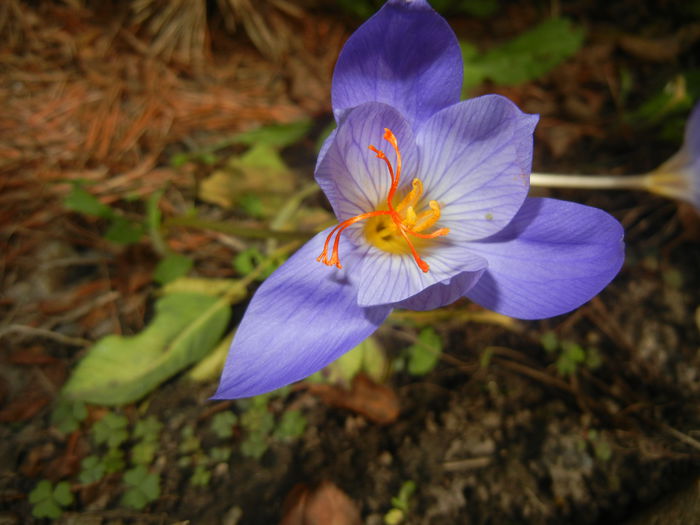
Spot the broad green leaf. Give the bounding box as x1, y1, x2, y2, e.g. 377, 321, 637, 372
153, 254, 193, 285
62, 292, 231, 405
407, 328, 442, 376
463, 18, 584, 89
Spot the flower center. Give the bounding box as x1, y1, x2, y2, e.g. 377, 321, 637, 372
316, 128, 449, 273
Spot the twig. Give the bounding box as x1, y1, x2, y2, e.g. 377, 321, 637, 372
0, 325, 91, 347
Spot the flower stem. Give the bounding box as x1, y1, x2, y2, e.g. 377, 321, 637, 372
529, 172, 650, 191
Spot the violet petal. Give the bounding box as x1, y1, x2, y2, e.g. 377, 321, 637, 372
213, 230, 390, 399
416, 94, 539, 241
331, 0, 462, 128
464, 197, 624, 319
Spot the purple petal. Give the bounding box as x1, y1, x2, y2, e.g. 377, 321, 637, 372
464, 198, 624, 320
685, 101, 700, 159
213, 230, 390, 399
357, 239, 487, 307
331, 0, 462, 128
393, 269, 485, 311
683, 102, 700, 209
315, 102, 418, 223
416, 95, 539, 241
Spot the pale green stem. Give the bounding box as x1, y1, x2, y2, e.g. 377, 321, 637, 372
529, 172, 650, 191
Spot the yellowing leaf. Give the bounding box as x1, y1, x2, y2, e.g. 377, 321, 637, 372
62, 293, 231, 405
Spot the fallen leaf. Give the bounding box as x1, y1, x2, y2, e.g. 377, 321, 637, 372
280, 481, 361, 525
306, 374, 400, 425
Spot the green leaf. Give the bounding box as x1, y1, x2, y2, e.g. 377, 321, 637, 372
51, 399, 87, 434
406, 328, 442, 376
133, 417, 163, 442
233, 248, 283, 281
103, 447, 126, 473
209, 446, 232, 463
540, 331, 559, 353
79, 455, 106, 484
153, 254, 193, 285
29, 480, 53, 503
104, 216, 144, 244
179, 424, 201, 454
29, 480, 73, 519
32, 499, 63, 519
231, 120, 312, 148
463, 18, 584, 89
190, 464, 211, 487
391, 480, 416, 512
132, 441, 158, 465
53, 482, 74, 506
556, 341, 586, 376
273, 410, 307, 441
122, 466, 160, 509
64, 185, 114, 218
92, 412, 129, 448
211, 411, 238, 439
62, 292, 231, 405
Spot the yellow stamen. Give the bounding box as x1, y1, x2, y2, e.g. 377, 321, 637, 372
317, 128, 449, 272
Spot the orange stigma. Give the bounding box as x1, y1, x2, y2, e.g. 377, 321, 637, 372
316, 128, 449, 272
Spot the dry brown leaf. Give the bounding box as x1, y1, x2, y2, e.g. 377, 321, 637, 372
280, 481, 361, 525
306, 374, 400, 425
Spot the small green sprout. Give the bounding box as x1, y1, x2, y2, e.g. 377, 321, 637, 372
587, 429, 613, 462
92, 412, 129, 448
133, 416, 162, 443
540, 331, 559, 353
209, 446, 232, 463
29, 480, 74, 519
103, 448, 126, 474
131, 441, 158, 465
543, 335, 604, 376
190, 464, 212, 487
50, 399, 87, 434
556, 341, 586, 376
240, 401, 275, 459
121, 466, 160, 510
273, 410, 307, 441
406, 328, 442, 376
179, 425, 201, 455
79, 455, 106, 484
210, 411, 238, 439
384, 480, 416, 524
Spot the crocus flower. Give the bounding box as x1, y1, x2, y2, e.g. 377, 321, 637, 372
644, 102, 700, 210
530, 101, 700, 212
214, 0, 624, 399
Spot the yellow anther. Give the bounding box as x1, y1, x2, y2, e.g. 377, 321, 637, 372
413, 200, 442, 232
395, 178, 423, 213
404, 206, 417, 228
